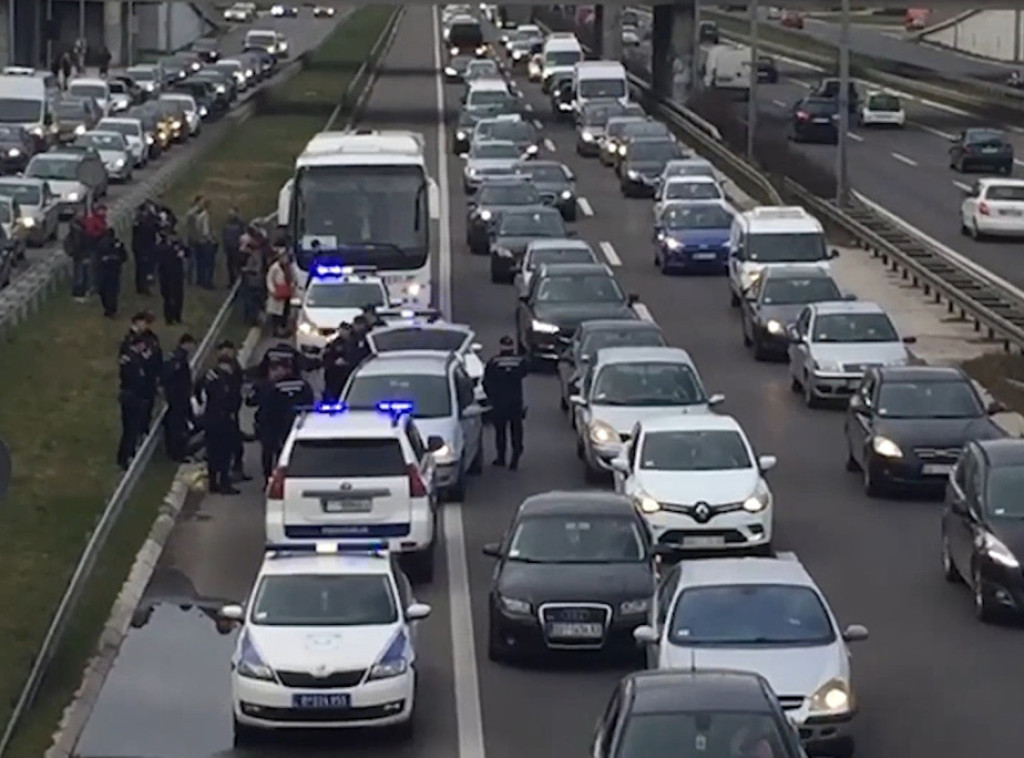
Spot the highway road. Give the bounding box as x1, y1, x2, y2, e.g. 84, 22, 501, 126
74, 7, 1024, 758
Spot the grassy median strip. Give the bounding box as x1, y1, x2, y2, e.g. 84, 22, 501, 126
0, 7, 396, 755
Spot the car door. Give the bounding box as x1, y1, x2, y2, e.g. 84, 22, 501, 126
648, 563, 682, 668
846, 371, 877, 464
947, 447, 977, 575
406, 420, 438, 503
788, 307, 812, 380
591, 686, 623, 758
740, 274, 764, 339
728, 227, 746, 294
513, 248, 532, 294
453, 364, 481, 467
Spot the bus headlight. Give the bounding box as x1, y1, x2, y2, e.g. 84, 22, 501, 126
405, 282, 422, 297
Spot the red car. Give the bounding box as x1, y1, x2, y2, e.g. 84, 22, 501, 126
781, 11, 805, 30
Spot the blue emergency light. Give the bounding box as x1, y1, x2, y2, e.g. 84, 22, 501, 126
376, 400, 414, 414
265, 541, 389, 557
311, 401, 349, 414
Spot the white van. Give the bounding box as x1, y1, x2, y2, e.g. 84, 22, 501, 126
727, 206, 836, 306
541, 36, 584, 93
573, 60, 629, 113
0, 75, 55, 148
703, 44, 750, 97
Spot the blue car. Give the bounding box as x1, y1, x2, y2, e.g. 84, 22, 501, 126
653, 200, 736, 275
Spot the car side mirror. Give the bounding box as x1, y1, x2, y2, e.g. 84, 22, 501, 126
848, 394, 866, 413
405, 602, 432, 621
609, 454, 630, 474
44, 113, 53, 126
426, 435, 445, 452
988, 400, 1007, 414
569, 394, 587, 407
219, 604, 244, 621
628, 293, 639, 305
787, 326, 801, 343
829, 248, 840, 259
903, 336, 917, 344
471, 342, 483, 352
841, 624, 869, 642
633, 625, 658, 644
758, 455, 777, 472
482, 542, 501, 558
708, 393, 725, 406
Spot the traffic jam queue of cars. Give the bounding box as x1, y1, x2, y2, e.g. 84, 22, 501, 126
0, 28, 291, 287
209, 7, 1024, 755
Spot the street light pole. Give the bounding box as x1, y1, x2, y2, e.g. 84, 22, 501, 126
746, 0, 759, 161
127, 0, 134, 67
691, 0, 701, 95
8, 0, 15, 66
836, 0, 851, 205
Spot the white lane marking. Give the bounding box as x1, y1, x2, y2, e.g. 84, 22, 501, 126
952, 180, 972, 192
533, 119, 543, 130
525, 102, 534, 112
599, 241, 621, 266
891, 152, 917, 167
847, 132, 863, 142
913, 122, 954, 141
633, 303, 654, 322
772, 99, 786, 108
577, 197, 594, 217
544, 138, 556, 152
432, 14, 484, 758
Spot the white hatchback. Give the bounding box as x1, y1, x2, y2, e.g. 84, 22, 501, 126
858, 91, 905, 127
960, 177, 1024, 239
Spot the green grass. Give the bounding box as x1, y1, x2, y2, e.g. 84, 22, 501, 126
963, 353, 1024, 418
0, 7, 395, 755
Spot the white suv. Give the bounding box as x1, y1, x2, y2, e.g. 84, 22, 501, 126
266, 406, 441, 581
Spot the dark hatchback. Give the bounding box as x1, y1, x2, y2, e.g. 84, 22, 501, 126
576, 100, 645, 157
550, 73, 575, 119
489, 206, 569, 283
942, 438, 1024, 622
484, 491, 657, 662
844, 366, 1006, 497
466, 178, 543, 255
191, 37, 221, 63
619, 137, 684, 197
740, 265, 845, 360
558, 320, 665, 413
950, 128, 1015, 174
790, 97, 839, 143
592, 670, 805, 758
452, 104, 518, 154
0, 125, 36, 172
757, 55, 779, 83
653, 201, 735, 275
515, 263, 638, 361
514, 160, 578, 220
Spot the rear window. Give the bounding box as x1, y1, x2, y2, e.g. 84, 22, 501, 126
288, 438, 406, 477
986, 184, 1024, 201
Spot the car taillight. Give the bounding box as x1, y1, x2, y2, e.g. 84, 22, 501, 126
796, 111, 810, 121
979, 201, 990, 216
267, 466, 287, 499
407, 464, 428, 498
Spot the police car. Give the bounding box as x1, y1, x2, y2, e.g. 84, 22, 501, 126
266, 403, 442, 581
222, 542, 431, 745
295, 264, 391, 355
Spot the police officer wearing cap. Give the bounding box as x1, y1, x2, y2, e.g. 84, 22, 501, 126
345, 315, 372, 367
256, 339, 319, 380
483, 336, 528, 470
119, 311, 162, 428
247, 360, 314, 482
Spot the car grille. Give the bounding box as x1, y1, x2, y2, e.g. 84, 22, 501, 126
539, 603, 611, 648
777, 696, 805, 711
660, 501, 743, 521
841, 363, 880, 372
914, 447, 962, 463
275, 669, 366, 688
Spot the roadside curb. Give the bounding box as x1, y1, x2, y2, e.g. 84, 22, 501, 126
43, 325, 261, 758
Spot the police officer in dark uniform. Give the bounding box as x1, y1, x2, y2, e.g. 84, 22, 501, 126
345, 315, 372, 367
161, 333, 196, 462
156, 230, 186, 325
483, 335, 528, 470
321, 323, 354, 402
198, 356, 242, 495
361, 303, 386, 328
248, 360, 314, 482
96, 228, 127, 318
212, 340, 251, 481
117, 335, 151, 469
131, 201, 159, 295
255, 339, 319, 379
119, 311, 162, 428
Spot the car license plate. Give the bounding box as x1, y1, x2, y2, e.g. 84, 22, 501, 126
323, 498, 371, 513
999, 209, 1023, 216
813, 118, 830, 123
292, 693, 351, 709
548, 622, 603, 638
982, 146, 999, 153
691, 253, 717, 260
684, 535, 725, 547
922, 464, 954, 475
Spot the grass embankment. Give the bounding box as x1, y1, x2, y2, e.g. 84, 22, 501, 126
964, 353, 1024, 420
0, 6, 396, 755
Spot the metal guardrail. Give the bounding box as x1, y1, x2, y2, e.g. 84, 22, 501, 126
0, 8, 403, 754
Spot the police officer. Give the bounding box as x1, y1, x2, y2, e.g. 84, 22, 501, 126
321, 323, 354, 402
119, 311, 162, 428
255, 339, 319, 379
345, 315, 372, 366
96, 228, 127, 318
117, 335, 151, 469
156, 231, 186, 325
198, 356, 242, 495
361, 303, 385, 328
248, 360, 314, 481
162, 333, 196, 462
213, 340, 251, 482
131, 201, 159, 295
482, 336, 528, 470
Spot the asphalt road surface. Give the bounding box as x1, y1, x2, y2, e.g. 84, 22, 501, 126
74, 7, 1024, 758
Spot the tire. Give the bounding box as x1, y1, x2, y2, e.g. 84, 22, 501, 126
970, 222, 983, 240
447, 466, 466, 502
487, 619, 510, 663
941, 533, 961, 583
560, 395, 568, 412
730, 289, 740, 307
863, 458, 883, 498
563, 208, 577, 222
490, 261, 502, 283
803, 375, 820, 409
845, 442, 860, 472
973, 566, 996, 622
232, 719, 260, 748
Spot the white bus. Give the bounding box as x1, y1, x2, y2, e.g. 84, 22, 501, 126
278, 130, 441, 307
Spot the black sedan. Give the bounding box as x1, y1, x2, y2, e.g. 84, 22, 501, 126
466, 178, 544, 255
608, 120, 673, 171
558, 319, 665, 413
489, 206, 568, 284
950, 128, 1015, 174
515, 263, 638, 362
452, 105, 516, 155
942, 438, 1024, 622
576, 100, 645, 157
790, 97, 839, 143
844, 365, 1006, 497
740, 265, 845, 360
0, 125, 36, 173
475, 118, 541, 159
618, 137, 684, 197
514, 160, 578, 221
484, 491, 657, 663
191, 37, 220, 63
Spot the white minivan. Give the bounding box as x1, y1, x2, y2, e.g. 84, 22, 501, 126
572, 60, 629, 114
541, 36, 584, 93
703, 44, 750, 97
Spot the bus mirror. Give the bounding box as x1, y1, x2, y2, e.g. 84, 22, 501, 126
428, 179, 440, 220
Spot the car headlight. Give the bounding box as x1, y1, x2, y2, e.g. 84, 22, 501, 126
67, 191, 81, 202
627, 170, 639, 179
742, 494, 768, 513
74, 124, 86, 135
199, 106, 208, 117
215, 84, 226, 94
456, 130, 467, 141
981, 532, 1020, 568
236, 633, 275, 681
297, 317, 316, 335
589, 420, 617, 445
499, 595, 531, 615
634, 492, 661, 514
581, 131, 594, 142
744, 269, 762, 284
512, 50, 523, 60
618, 145, 627, 156
172, 120, 182, 129
405, 282, 422, 297
114, 158, 125, 168
619, 598, 650, 615
467, 168, 478, 178
765, 319, 784, 335
808, 679, 852, 715
871, 436, 902, 458
662, 236, 681, 250
531, 319, 559, 334
145, 134, 154, 145
433, 442, 457, 464
367, 657, 408, 680
813, 359, 841, 373
560, 190, 572, 200
605, 142, 617, 152
444, 67, 456, 76
30, 126, 43, 137
7, 148, 19, 157
479, 209, 492, 221
525, 144, 539, 155
20, 216, 35, 227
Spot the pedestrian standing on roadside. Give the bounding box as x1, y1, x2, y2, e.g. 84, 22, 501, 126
60, 52, 73, 88
96, 228, 127, 318
185, 195, 215, 288
82, 203, 108, 294
98, 45, 112, 78
64, 210, 89, 301
265, 249, 292, 337
221, 207, 246, 285
131, 201, 158, 295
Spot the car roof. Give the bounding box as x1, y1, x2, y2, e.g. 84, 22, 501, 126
527, 238, 592, 252
36, 151, 84, 161
876, 365, 966, 383
661, 200, 731, 214
665, 174, 718, 184
537, 262, 611, 276
595, 345, 694, 366
519, 490, 636, 517
810, 300, 885, 316
627, 135, 673, 144
292, 409, 406, 440
374, 321, 472, 335
354, 352, 452, 376
580, 319, 656, 334
680, 554, 815, 589
606, 115, 647, 126
667, 158, 711, 167
259, 551, 394, 577
472, 139, 517, 150
518, 159, 564, 171
977, 438, 1024, 467
84, 130, 124, 141
69, 77, 107, 87
761, 264, 835, 279
625, 669, 776, 714
467, 79, 508, 91
639, 413, 742, 434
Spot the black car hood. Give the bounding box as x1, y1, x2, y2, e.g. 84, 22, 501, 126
0, 138, 24, 150
625, 160, 667, 175
530, 180, 571, 196
755, 303, 805, 325
494, 234, 559, 254
498, 560, 654, 605
476, 202, 540, 217
875, 416, 1006, 449
989, 519, 1024, 563
534, 302, 636, 329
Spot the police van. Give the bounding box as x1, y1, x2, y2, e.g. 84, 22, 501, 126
727, 206, 837, 307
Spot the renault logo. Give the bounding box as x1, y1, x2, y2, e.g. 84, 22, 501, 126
312, 664, 331, 678
693, 502, 712, 523
341, 482, 353, 491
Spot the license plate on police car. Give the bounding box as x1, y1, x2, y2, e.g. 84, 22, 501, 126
692, 253, 716, 260
549, 622, 603, 638
922, 464, 953, 475
323, 498, 371, 513
684, 535, 725, 547
292, 693, 351, 709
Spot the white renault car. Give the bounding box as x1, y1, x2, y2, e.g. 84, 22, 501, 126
611, 413, 776, 554
222, 542, 431, 746
75, 131, 133, 182
294, 264, 389, 356
858, 90, 905, 128
960, 177, 1024, 239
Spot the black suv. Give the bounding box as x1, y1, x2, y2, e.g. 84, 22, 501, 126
949, 128, 1014, 174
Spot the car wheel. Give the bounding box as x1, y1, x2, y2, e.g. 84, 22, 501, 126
489, 260, 502, 283
729, 290, 740, 307
447, 466, 467, 502
560, 394, 568, 412
863, 457, 884, 498
752, 336, 770, 361
405, 540, 435, 584
845, 438, 860, 472
803, 374, 820, 409
941, 533, 961, 583
973, 565, 996, 622
232, 719, 260, 748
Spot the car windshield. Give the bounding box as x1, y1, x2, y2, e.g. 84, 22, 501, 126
545, 50, 582, 66
78, 133, 124, 150
487, 122, 534, 142
606, 119, 645, 138
467, 61, 499, 78
27, 158, 79, 180
468, 90, 511, 107
536, 274, 622, 303
69, 84, 106, 99
248, 32, 277, 46
0, 183, 40, 205
665, 181, 722, 201
305, 281, 385, 309
617, 712, 789, 758
108, 81, 127, 94
876, 380, 983, 419
746, 232, 826, 262
98, 121, 139, 137
868, 94, 900, 111
55, 102, 86, 119
345, 373, 452, 418
250, 574, 397, 626
128, 69, 155, 81
802, 99, 838, 116
660, 204, 732, 229
472, 142, 520, 159
666, 163, 714, 179
517, 164, 566, 183
371, 328, 468, 353
669, 584, 835, 646
640, 429, 750, 470
508, 515, 645, 563
579, 78, 626, 99
0, 125, 21, 139
499, 211, 564, 237
986, 466, 1024, 518
624, 123, 671, 140
593, 363, 704, 407
583, 104, 625, 125
450, 55, 472, 71
986, 184, 1024, 201
629, 141, 678, 161
479, 184, 539, 205
581, 329, 663, 359
812, 313, 898, 343
529, 248, 595, 269
761, 276, 841, 304
967, 129, 1005, 145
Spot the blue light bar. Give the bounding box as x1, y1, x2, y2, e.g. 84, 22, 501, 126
266, 541, 389, 556
376, 401, 414, 414
313, 402, 348, 414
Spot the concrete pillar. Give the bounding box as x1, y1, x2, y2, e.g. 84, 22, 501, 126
592, 5, 603, 59
671, 0, 697, 100
651, 4, 673, 99
604, 6, 622, 62
103, 0, 121, 64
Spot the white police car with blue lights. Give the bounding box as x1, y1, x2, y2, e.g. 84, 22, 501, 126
295, 264, 392, 355
223, 542, 431, 745
266, 402, 442, 581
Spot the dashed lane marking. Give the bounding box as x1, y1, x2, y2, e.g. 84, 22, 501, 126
847, 132, 863, 142
633, 303, 654, 321
544, 137, 556, 152
891, 152, 918, 167
772, 99, 786, 108
952, 180, 972, 192
533, 119, 543, 130
577, 197, 594, 217
599, 241, 621, 266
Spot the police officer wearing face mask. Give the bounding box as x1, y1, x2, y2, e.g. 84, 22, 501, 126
247, 360, 314, 482
482, 335, 528, 470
